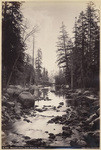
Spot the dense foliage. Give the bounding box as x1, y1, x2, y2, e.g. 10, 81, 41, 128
56, 2, 100, 89
2, 2, 25, 87
2, 2, 35, 88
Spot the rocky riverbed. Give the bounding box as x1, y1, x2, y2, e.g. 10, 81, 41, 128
2, 86, 100, 148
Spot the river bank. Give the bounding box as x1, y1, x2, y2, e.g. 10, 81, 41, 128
2, 86, 100, 148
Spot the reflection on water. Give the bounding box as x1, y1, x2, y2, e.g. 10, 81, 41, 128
13, 115, 63, 140
41, 88, 48, 100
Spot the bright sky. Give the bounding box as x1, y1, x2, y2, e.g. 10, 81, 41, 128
21, 0, 100, 76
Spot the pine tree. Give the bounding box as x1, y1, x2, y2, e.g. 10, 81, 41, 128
85, 1, 100, 88
42, 68, 49, 85
75, 11, 87, 88
35, 48, 42, 84
73, 2, 100, 88
56, 22, 73, 86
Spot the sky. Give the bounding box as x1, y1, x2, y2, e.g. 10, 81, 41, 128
21, 0, 100, 76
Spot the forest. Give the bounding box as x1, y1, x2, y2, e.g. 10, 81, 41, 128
2, 2, 100, 90
2, 1, 100, 149
55, 2, 99, 89
2, 2, 50, 89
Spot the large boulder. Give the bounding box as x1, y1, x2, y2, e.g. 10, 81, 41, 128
18, 91, 35, 108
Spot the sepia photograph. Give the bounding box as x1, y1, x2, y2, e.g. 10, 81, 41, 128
1, 0, 100, 149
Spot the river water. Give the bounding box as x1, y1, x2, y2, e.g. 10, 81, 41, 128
6, 87, 72, 147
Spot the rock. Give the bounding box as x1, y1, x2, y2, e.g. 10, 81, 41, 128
57, 105, 62, 108
62, 126, 70, 131
29, 85, 39, 97
18, 91, 35, 108
91, 104, 99, 111
96, 108, 100, 116
76, 126, 82, 132
83, 90, 90, 96
76, 140, 87, 147
26, 139, 46, 147
2, 96, 8, 102
48, 116, 64, 124
84, 131, 99, 147
62, 128, 72, 137
93, 130, 100, 141
23, 136, 31, 140
49, 133, 55, 139
48, 119, 54, 124
35, 108, 43, 112
70, 138, 78, 147
56, 133, 62, 136
29, 86, 34, 94
93, 101, 99, 106
66, 94, 72, 98
62, 130, 72, 137
53, 106, 56, 110
7, 85, 23, 96
24, 118, 31, 123
43, 105, 51, 107
66, 107, 71, 112
90, 117, 100, 130
15, 115, 21, 120
19, 91, 35, 101
12, 140, 17, 144
87, 113, 98, 123
56, 110, 60, 112
2, 101, 15, 108
4, 93, 10, 98
70, 138, 86, 148
59, 102, 64, 105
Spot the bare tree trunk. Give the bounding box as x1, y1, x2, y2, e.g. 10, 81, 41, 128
71, 53, 73, 89
6, 27, 38, 89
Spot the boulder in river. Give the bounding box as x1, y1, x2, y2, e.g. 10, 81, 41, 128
48, 116, 65, 124
49, 133, 56, 139
59, 102, 64, 105
62, 127, 72, 137
18, 91, 35, 108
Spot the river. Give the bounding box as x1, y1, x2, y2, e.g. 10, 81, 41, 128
3, 86, 99, 148
5, 87, 72, 147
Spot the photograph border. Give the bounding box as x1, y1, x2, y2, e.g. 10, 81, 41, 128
0, 0, 101, 150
